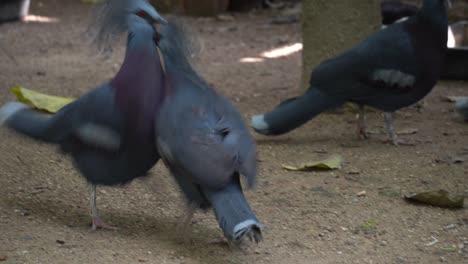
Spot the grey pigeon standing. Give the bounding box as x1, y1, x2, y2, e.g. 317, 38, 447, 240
0, 0, 167, 230
155, 18, 263, 243
252, 0, 450, 145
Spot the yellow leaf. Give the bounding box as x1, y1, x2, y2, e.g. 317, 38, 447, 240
11, 86, 75, 114
404, 189, 464, 208
282, 155, 343, 171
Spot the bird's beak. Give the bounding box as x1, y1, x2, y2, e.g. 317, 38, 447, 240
152, 11, 167, 25
142, 1, 167, 24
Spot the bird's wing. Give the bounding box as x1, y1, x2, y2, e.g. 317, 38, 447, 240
52, 84, 123, 151
158, 125, 237, 190
311, 23, 418, 101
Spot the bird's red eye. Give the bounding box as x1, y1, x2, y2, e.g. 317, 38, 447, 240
136, 10, 146, 17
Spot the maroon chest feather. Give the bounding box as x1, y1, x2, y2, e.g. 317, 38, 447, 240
110, 45, 166, 140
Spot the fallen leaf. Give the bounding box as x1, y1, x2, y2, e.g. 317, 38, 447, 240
282, 155, 342, 171
440, 247, 457, 253
11, 86, 75, 113
354, 221, 378, 235
404, 189, 464, 208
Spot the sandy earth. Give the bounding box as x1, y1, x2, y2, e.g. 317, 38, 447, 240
0, 1, 467, 263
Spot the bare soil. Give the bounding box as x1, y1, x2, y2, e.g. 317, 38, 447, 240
0, 1, 467, 263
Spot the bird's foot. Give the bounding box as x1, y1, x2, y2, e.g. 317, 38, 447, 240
91, 217, 118, 231
356, 106, 368, 140
175, 225, 192, 245
174, 202, 198, 244
382, 136, 415, 146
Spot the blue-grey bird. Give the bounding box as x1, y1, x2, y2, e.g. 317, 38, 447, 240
155, 18, 263, 243
0, 0, 166, 230
252, 0, 450, 145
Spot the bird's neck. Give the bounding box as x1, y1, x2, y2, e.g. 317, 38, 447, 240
417, 0, 448, 32
111, 34, 154, 90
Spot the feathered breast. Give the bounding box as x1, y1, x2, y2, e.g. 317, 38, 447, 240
110, 38, 166, 141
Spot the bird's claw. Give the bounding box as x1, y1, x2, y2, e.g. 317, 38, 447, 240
91, 217, 118, 231
382, 136, 416, 146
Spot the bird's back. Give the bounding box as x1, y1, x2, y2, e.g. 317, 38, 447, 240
310, 12, 446, 111
157, 73, 256, 189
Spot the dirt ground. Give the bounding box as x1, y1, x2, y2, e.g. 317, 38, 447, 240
0, 1, 467, 263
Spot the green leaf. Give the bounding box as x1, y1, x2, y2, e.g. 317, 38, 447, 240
440, 247, 457, 253
282, 155, 343, 171
404, 189, 464, 209
11, 86, 75, 114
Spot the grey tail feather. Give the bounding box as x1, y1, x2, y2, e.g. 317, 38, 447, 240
202, 175, 263, 243
4, 106, 72, 144
252, 87, 344, 135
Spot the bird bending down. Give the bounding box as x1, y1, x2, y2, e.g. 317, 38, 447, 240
156, 18, 263, 244
252, 0, 449, 145
0, 0, 167, 230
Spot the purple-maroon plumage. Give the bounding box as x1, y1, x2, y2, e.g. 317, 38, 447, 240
0, 0, 167, 230
112, 32, 166, 142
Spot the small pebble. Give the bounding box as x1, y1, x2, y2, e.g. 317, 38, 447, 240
444, 224, 456, 230
380, 241, 388, 246
357, 191, 367, 197
216, 14, 234, 21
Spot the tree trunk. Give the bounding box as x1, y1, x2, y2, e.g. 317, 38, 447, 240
301, 0, 381, 89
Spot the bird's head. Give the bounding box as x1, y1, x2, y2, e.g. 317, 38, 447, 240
422, 0, 452, 10
130, 0, 167, 25
88, 0, 167, 54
